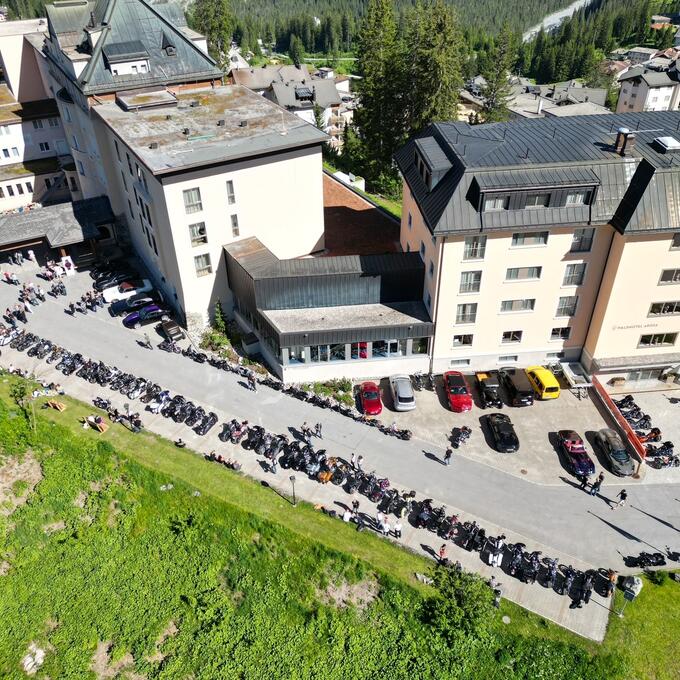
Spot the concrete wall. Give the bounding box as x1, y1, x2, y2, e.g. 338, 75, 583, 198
0, 25, 49, 102
617, 80, 677, 113
0, 170, 66, 210
583, 230, 680, 368
0, 117, 64, 165
280, 354, 429, 382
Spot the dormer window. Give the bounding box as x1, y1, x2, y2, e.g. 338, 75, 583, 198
566, 190, 590, 205
484, 196, 509, 211
162, 32, 176, 57
165, 45, 176, 57
526, 193, 550, 208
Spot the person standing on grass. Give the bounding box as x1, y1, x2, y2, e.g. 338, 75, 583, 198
438, 544, 448, 565
343, 508, 352, 523
612, 489, 627, 510
356, 513, 365, 532
444, 448, 453, 466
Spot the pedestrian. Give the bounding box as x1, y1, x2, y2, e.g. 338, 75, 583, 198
376, 510, 385, 528
444, 448, 453, 466
270, 454, 278, 474
2, 271, 9, 283
583, 575, 593, 604
15, 251, 23, 265
394, 519, 402, 539
577, 473, 589, 491
24, 300, 33, 314
315, 422, 322, 439
612, 489, 627, 510
143, 333, 152, 350
301, 422, 311, 443
351, 499, 360, 518
356, 513, 365, 532
10, 272, 19, 285
356, 455, 364, 472
350, 452, 356, 469
27, 249, 35, 264
381, 519, 391, 536
343, 508, 352, 523
438, 543, 447, 565
589, 472, 604, 497
606, 569, 617, 597
68, 302, 76, 315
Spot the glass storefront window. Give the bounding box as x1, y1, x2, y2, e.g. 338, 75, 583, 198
288, 346, 305, 364
310, 345, 330, 363
373, 340, 388, 358
388, 339, 407, 356
412, 338, 428, 354
351, 342, 368, 359
330, 344, 345, 361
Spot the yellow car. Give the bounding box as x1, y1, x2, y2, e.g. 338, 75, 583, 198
525, 366, 561, 400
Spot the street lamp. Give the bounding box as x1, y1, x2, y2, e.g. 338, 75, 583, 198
289, 475, 297, 507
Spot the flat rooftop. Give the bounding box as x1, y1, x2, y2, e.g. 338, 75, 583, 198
262, 301, 431, 334
92, 85, 328, 176
0, 18, 47, 37
0, 85, 59, 124
0, 157, 60, 182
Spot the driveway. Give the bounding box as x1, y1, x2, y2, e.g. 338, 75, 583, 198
1, 263, 680, 575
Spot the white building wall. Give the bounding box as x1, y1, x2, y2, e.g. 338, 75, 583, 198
0, 116, 64, 164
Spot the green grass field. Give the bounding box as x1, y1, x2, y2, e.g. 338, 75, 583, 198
0, 376, 676, 678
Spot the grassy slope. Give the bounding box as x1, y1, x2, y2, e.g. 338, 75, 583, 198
1, 380, 677, 678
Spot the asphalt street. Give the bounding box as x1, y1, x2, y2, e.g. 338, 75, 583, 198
2, 267, 680, 571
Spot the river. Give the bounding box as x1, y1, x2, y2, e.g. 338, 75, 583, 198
523, 0, 595, 42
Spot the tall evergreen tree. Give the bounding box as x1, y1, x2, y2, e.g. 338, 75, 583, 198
480, 23, 516, 123
192, 0, 233, 60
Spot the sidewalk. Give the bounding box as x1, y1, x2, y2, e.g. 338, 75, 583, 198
2, 345, 613, 642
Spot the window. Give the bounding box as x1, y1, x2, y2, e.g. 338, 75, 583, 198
11, 147, 18, 157
556, 295, 578, 317
288, 346, 305, 364
127, 199, 133, 215
63, 107, 71, 123
511, 231, 548, 247
77, 160, 85, 175
449, 358, 471, 366
525, 193, 550, 208
0, 126, 7, 135
660, 269, 680, 284
453, 334, 473, 347
140, 64, 147, 73
69, 177, 77, 191
126, 152, 132, 174
194, 253, 212, 277
502, 330, 522, 344
114, 139, 121, 161
144, 203, 153, 227
639, 332, 678, 348
500, 298, 535, 312
72, 135, 79, 151
498, 355, 518, 362
426, 293, 432, 308
0, 187, 4, 198
459, 270, 482, 293
570, 228, 594, 253
151, 234, 158, 256
429, 260, 434, 278
44, 178, 51, 189
309, 345, 330, 362
551, 327, 571, 340
32, 119, 43, 129
408, 212, 412, 229
456, 303, 477, 324
484, 196, 509, 211
412, 338, 429, 354
506, 266, 541, 281
131, 65, 138, 74
6, 185, 13, 196
231, 214, 239, 237
16, 184, 23, 195
226, 180, 235, 205
649, 301, 680, 316
420, 241, 426, 258
330, 343, 345, 361
120, 170, 127, 191
463, 235, 486, 260
48, 117, 59, 127
25, 181, 33, 193
671, 233, 680, 249
183, 187, 203, 214
546, 351, 564, 359
566, 191, 589, 205
189, 222, 207, 246
1, 148, 7, 158
563, 263, 586, 286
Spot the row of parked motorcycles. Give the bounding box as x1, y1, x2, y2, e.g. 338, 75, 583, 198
613, 394, 678, 469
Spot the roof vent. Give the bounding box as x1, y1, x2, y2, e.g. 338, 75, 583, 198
190, 100, 200, 108
166, 114, 172, 120
183, 127, 190, 135
239, 120, 248, 127
149, 142, 159, 149
217, 119, 226, 127
614, 127, 630, 154
654, 136, 680, 153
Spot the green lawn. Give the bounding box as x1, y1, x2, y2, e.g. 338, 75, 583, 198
0, 376, 674, 678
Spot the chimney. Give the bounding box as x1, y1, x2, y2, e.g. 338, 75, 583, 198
217, 119, 225, 127
621, 132, 637, 156
183, 128, 190, 135
615, 127, 630, 154
536, 98, 543, 115
149, 142, 158, 149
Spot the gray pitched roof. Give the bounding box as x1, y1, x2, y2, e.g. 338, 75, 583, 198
268, 79, 341, 110
619, 65, 677, 87
394, 111, 680, 236
231, 64, 312, 90
45, 0, 222, 95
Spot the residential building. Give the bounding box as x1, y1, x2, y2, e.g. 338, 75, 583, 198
626, 46, 659, 64
616, 66, 680, 112
395, 111, 680, 383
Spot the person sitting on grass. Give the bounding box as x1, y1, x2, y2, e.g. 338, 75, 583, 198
175, 438, 186, 448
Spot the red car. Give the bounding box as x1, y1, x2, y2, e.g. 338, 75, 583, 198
557, 430, 596, 477
359, 381, 382, 415
443, 371, 473, 412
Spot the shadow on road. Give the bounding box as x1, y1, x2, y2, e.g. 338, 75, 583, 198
631, 504, 679, 532
424, 450, 442, 464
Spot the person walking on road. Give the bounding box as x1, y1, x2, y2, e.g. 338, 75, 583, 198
143, 333, 153, 350
356, 455, 364, 472
577, 473, 589, 491
583, 574, 594, 604
589, 472, 604, 497
444, 448, 453, 466
350, 452, 356, 469
315, 422, 322, 439
612, 489, 628, 510
394, 519, 402, 539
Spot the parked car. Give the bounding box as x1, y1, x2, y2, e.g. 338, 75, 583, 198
123, 304, 169, 329
389, 374, 416, 412
359, 381, 382, 415
109, 293, 157, 317
160, 319, 184, 342
94, 269, 137, 291
89, 259, 126, 280
526, 366, 561, 400
485, 413, 519, 453
443, 371, 473, 412
595, 428, 636, 476
102, 278, 153, 303
475, 371, 503, 409
557, 430, 595, 476
498, 368, 534, 406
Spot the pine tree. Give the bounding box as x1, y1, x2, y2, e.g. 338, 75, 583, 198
481, 23, 516, 123
192, 0, 233, 60
289, 34, 304, 66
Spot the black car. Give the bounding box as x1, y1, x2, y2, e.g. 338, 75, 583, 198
475, 371, 503, 409
485, 413, 520, 453
89, 259, 126, 280
93, 270, 137, 291
498, 367, 534, 406
109, 293, 157, 317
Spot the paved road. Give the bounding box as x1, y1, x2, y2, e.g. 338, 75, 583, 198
2, 267, 680, 571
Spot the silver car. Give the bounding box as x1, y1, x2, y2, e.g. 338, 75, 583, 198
389, 374, 416, 411
595, 428, 636, 477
